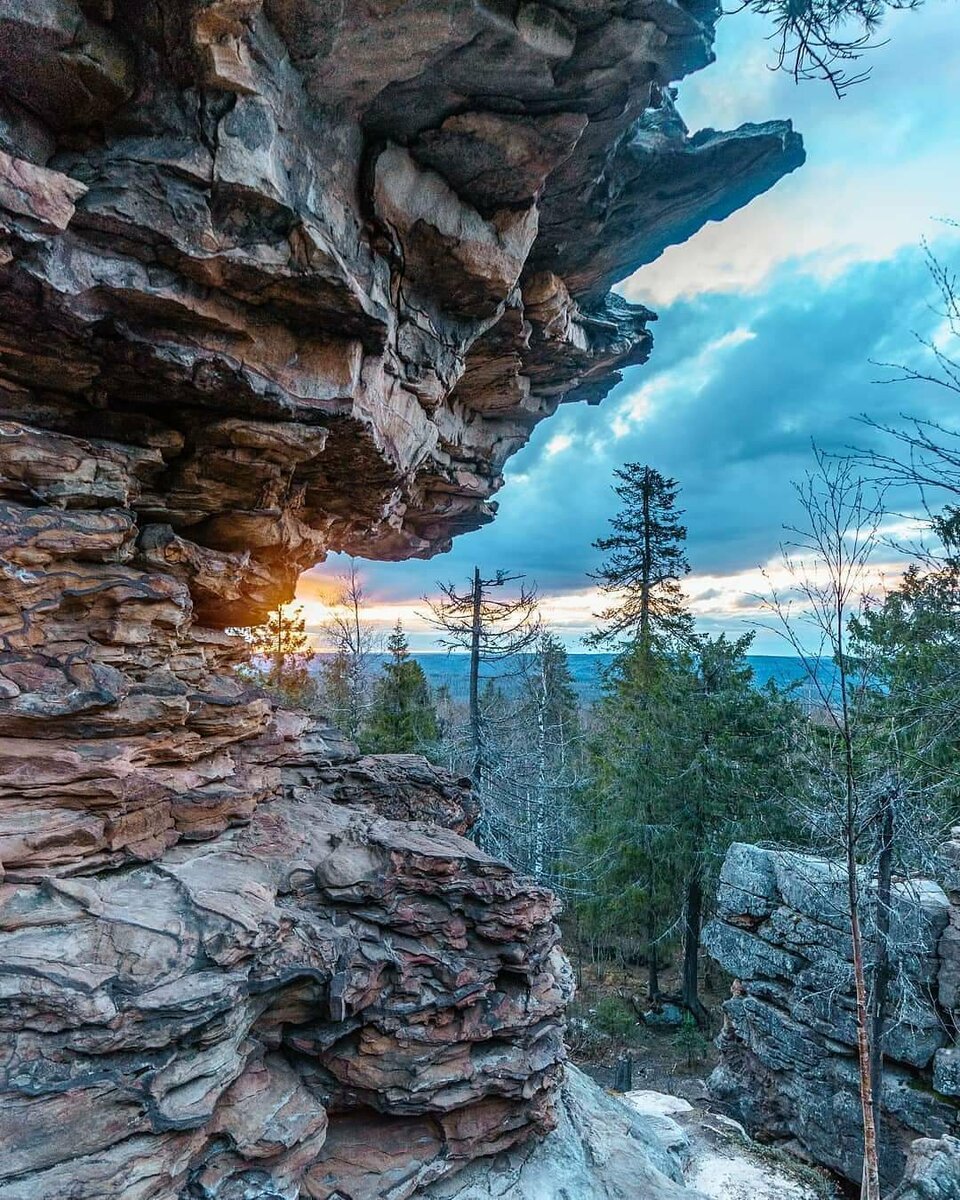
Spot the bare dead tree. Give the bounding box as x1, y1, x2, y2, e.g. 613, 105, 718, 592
421, 568, 540, 791
761, 448, 886, 1200
477, 631, 585, 887
856, 240, 960, 528
760, 449, 956, 1197
319, 559, 375, 739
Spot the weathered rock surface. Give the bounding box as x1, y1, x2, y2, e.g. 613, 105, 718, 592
704, 841, 960, 1189
416, 1064, 701, 1200
0, 2, 802, 1195
0, 0, 803, 583
892, 1135, 960, 1200
1, 727, 573, 1199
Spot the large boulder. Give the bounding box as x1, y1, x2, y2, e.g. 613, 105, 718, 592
892, 1136, 960, 1200
417, 1065, 703, 1200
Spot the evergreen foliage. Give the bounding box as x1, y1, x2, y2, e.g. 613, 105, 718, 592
577, 628, 798, 1009
849, 509, 960, 823
361, 621, 439, 753
239, 603, 317, 709
588, 464, 690, 648
577, 462, 800, 1015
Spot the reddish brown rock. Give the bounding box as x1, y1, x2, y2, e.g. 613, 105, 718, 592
0, 1, 803, 1195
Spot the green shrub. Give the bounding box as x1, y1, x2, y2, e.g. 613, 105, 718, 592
672, 1012, 710, 1069
592, 995, 637, 1040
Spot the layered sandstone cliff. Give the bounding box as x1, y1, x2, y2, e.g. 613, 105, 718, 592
704, 841, 960, 1189
0, 2, 802, 1196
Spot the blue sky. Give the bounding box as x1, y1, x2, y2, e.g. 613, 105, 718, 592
300, 2, 960, 653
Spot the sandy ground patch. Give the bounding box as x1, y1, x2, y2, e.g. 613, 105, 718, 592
623, 1090, 825, 1200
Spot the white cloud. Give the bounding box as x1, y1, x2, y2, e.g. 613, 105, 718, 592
619, 163, 960, 308
615, 2, 960, 309
610, 326, 755, 438
544, 432, 573, 456
297, 551, 911, 656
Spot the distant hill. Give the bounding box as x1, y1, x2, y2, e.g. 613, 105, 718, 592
333, 653, 834, 705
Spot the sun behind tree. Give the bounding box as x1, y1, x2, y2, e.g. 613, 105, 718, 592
240, 603, 317, 710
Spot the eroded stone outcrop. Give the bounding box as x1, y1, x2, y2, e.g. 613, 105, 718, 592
2, 719, 574, 1199
0, 2, 802, 1195
418, 1064, 701, 1200
704, 841, 960, 1189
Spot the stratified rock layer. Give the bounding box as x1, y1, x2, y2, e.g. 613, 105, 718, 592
704, 841, 960, 1188
0, 2, 802, 1196
417, 1064, 703, 1200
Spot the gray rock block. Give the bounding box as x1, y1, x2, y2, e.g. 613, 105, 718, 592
705, 842, 960, 1190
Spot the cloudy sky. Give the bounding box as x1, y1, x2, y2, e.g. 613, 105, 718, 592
300, 3, 960, 653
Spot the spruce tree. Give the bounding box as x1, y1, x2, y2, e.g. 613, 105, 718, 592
361, 621, 438, 753
579, 630, 797, 1014
588, 464, 690, 649
848, 508, 960, 819
578, 644, 685, 999
579, 464, 798, 1014
672, 632, 798, 1023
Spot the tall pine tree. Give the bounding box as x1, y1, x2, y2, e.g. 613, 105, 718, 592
579, 465, 798, 1013
588, 464, 690, 649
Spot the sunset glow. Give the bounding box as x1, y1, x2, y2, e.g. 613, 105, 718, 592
295, 556, 906, 653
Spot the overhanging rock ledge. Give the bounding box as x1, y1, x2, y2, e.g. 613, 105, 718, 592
0, 3, 802, 1197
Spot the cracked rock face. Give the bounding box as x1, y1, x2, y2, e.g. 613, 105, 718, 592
0, 2, 802, 1196
704, 842, 960, 1189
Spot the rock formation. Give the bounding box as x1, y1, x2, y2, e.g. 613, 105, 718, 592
418, 1064, 701, 1200
892, 1135, 960, 1200
704, 841, 960, 1189
0, 2, 803, 1196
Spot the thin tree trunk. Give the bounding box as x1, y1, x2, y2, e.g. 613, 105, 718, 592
682, 872, 709, 1028
836, 602, 881, 1200
534, 645, 547, 877
469, 566, 482, 788
849, 847, 882, 1200
640, 472, 651, 648
646, 908, 660, 1001
870, 792, 895, 1156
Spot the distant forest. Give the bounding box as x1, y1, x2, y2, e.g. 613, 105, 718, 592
233, 234, 960, 1198
311, 650, 838, 704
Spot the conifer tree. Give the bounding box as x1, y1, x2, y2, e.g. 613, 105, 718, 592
579, 627, 797, 1012
588, 464, 690, 650
362, 621, 438, 753
241, 603, 317, 709
673, 632, 798, 1023
580, 464, 797, 1011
